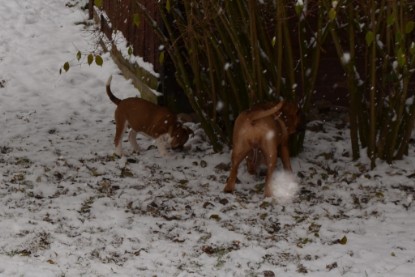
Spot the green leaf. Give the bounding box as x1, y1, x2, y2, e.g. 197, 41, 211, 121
405, 21, 415, 34
339, 236, 348, 245
328, 8, 336, 21
87, 54, 94, 66
365, 31, 375, 46
63, 62, 70, 72
159, 51, 165, 65
387, 15, 395, 27
397, 48, 406, 66
128, 46, 133, 56
95, 55, 103, 66
94, 0, 102, 8
395, 31, 403, 44
295, 3, 303, 16
209, 214, 221, 221
133, 13, 141, 28
76, 51, 82, 61
166, 0, 171, 13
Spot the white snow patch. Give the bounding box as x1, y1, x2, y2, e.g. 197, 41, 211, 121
271, 170, 299, 203
224, 62, 232, 71
216, 100, 224, 112
341, 52, 351, 64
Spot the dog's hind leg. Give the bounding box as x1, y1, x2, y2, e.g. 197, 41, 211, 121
114, 120, 127, 157
224, 144, 251, 193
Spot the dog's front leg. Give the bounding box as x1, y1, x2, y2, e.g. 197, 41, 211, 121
128, 130, 140, 153
155, 134, 171, 157
128, 129, 140, 153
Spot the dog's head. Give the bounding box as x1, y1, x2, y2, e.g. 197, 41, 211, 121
170, 124, 193, 149
281, 102, 305, 135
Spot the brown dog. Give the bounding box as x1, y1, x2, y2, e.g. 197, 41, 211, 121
224, 101, 302, 197
106, 76, 192, 156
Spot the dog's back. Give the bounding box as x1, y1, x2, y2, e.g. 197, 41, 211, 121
115, 98, 174, 136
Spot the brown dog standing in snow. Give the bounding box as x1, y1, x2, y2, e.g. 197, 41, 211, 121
106, 76, 192, 157
224, 101, 302, 197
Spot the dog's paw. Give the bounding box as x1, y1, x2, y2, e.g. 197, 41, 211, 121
114, 148, 123, 157
114, 150, 128, 158
263, 190, 274, 198
223, 185, 235, 194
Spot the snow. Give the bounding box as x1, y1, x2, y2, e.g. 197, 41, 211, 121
271, 171, 299, 204
109, 29, 159, 78
224, 62, 232, 71
341, 52, 351, 65
1, 0, 415, 276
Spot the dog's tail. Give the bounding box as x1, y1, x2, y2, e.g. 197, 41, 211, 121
249, 101, 283, 122
106, 75, 121, 105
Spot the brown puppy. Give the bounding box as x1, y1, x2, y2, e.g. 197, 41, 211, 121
106, 76, 192, 156
224, 101, 302, 197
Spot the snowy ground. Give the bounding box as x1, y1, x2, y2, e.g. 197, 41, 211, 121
1, 1, 415, 276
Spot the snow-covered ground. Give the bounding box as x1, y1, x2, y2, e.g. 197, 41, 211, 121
1, 1, 415, 276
